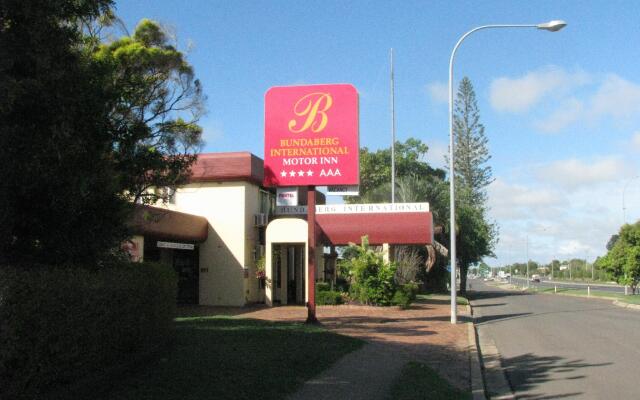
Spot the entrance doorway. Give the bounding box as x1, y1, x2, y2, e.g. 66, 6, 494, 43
271, 244, 305, 305
143, 240, 199, 304
173, 249, 199, 304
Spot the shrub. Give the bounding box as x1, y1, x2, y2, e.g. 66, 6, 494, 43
0, 262, 177, 399
394, 246, 425, 285
335, 276, 350, 293
316, 281, 331, 292
341, 236, 398, 306
392, 282, 420, 309
392, 289, 411, 309
402, 281, 420, 301
316, 290, 344, 305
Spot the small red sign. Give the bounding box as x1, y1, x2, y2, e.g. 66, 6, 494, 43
264, 84, 359, 187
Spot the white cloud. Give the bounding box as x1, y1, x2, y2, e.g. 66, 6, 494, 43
558, 240, 590, 256
632, 131, 640, 151
589, 74, 640, 119
490, 67, 590, 113
484, 151, 640, 266
535, 157, 631, 190
533, 74, 640, 133
487, 179, 564, 220
425, 140, 448, 169
489, 179, 562, 208
535, 98, 584, 133
426, 81, 448, 104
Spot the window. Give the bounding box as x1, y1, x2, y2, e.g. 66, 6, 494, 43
259, 190, 275, 215
155, 187, 176, 204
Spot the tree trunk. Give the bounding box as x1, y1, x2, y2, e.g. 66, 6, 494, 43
459, 264, 468, 295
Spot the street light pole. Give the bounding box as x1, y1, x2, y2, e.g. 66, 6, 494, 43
447, 20, 566, 324
526, 235, 530, 288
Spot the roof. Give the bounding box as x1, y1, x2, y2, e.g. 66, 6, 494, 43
128, 205, 208, 243
189, 152, 263, 185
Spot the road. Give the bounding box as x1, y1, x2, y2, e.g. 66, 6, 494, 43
508, 276, 627, 294
469, 279, 640, 399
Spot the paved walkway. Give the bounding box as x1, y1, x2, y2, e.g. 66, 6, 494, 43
181, 296, 473, 399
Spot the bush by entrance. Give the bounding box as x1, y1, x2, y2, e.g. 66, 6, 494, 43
338, 236, 420, 307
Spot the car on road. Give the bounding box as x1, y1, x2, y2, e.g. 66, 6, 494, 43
530, 274, 540, 282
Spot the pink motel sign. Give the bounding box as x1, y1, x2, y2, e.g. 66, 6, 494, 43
264, 84, 359, 187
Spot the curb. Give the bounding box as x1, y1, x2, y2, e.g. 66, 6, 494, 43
468, 302, 515, 400
613, 300, 640, 310
466, 305, 486, 400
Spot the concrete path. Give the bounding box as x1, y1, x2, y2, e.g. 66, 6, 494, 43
239, 297, 474, 399
287, 342, 407, 400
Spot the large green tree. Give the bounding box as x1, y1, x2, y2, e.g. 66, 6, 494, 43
346, 138, 451, 291
596, 222, 640, 294
95, 19, 204, 204
455, 189, 496, 293
0, 0, 123, 265
347, 138, 446, 205
450, 77, 498, 294
0, 1, 203, 266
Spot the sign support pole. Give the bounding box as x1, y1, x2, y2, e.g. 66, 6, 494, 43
306, 185, 318, 324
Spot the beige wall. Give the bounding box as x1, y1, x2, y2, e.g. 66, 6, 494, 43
265, 218, 324, 306
125, 235, 145, 262
162, 181, 262, 306
244, 185, 262, 303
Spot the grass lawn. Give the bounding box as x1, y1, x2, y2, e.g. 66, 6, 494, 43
535, 287, 640, 304
102, 316, 363, 400
388, 362, 471, 400
417, 293, 469, 305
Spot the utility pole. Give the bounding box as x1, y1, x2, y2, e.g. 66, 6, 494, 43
390, 48, 396, 204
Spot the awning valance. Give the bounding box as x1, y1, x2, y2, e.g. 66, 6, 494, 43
128, 205, 208, 243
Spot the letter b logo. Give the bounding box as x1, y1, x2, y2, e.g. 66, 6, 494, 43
288, 92, 333, 133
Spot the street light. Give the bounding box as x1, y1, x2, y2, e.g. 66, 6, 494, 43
622, 176, 639, 224
448, 20, 567, 324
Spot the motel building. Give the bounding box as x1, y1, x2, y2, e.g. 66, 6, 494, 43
127, 151, 437, 307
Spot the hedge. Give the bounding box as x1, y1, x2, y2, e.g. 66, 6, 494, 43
0, 262, 177, 399
316, 290, 344, 305
392, 282, 420, 309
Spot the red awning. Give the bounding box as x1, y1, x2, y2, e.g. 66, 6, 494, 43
128, 205, 208, 243
316, 212, 433, 246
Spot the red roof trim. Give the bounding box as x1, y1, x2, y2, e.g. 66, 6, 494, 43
189, 152, 264, 185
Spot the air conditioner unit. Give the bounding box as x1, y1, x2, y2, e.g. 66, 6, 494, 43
254, 213, 268, 227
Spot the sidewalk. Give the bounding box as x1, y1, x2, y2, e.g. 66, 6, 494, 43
237, 296, 477, 399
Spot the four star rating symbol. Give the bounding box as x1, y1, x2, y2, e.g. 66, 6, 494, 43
281, 170, 313, 178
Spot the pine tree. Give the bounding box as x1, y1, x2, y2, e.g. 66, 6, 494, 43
445, 77, 498, 294
452, 77, 493, 205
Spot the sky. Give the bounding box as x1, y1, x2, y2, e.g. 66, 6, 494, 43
116, 0, 640, 267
